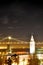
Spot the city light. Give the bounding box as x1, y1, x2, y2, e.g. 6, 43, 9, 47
37, 54, 43, 59
9, 47, 12, 53
12, 62, 17, 65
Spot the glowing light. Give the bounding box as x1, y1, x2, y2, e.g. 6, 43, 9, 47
8, 36, 11, 40
37, 54, 43, 59
19, 55, 29, 65
30, 35, 35, 54
9, 47, 12, 53
0, 52, 1, 54
19, 61, 24, 65
9, 50, 12, 53
12, 62, 17, 65
0, 46, 7, 49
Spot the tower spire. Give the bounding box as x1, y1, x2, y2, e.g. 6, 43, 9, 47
31, 35, 34, 41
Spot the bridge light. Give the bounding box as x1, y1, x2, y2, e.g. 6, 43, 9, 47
8, 36, 11, 40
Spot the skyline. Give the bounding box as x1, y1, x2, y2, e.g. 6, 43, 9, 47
0, 1, 43, 41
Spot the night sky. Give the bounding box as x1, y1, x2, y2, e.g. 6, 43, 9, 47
0, 1, 43, 42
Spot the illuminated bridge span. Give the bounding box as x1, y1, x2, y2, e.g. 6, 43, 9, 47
0, 36, 29, 49
0, 36, 29, 55
0, 36, 43, 54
